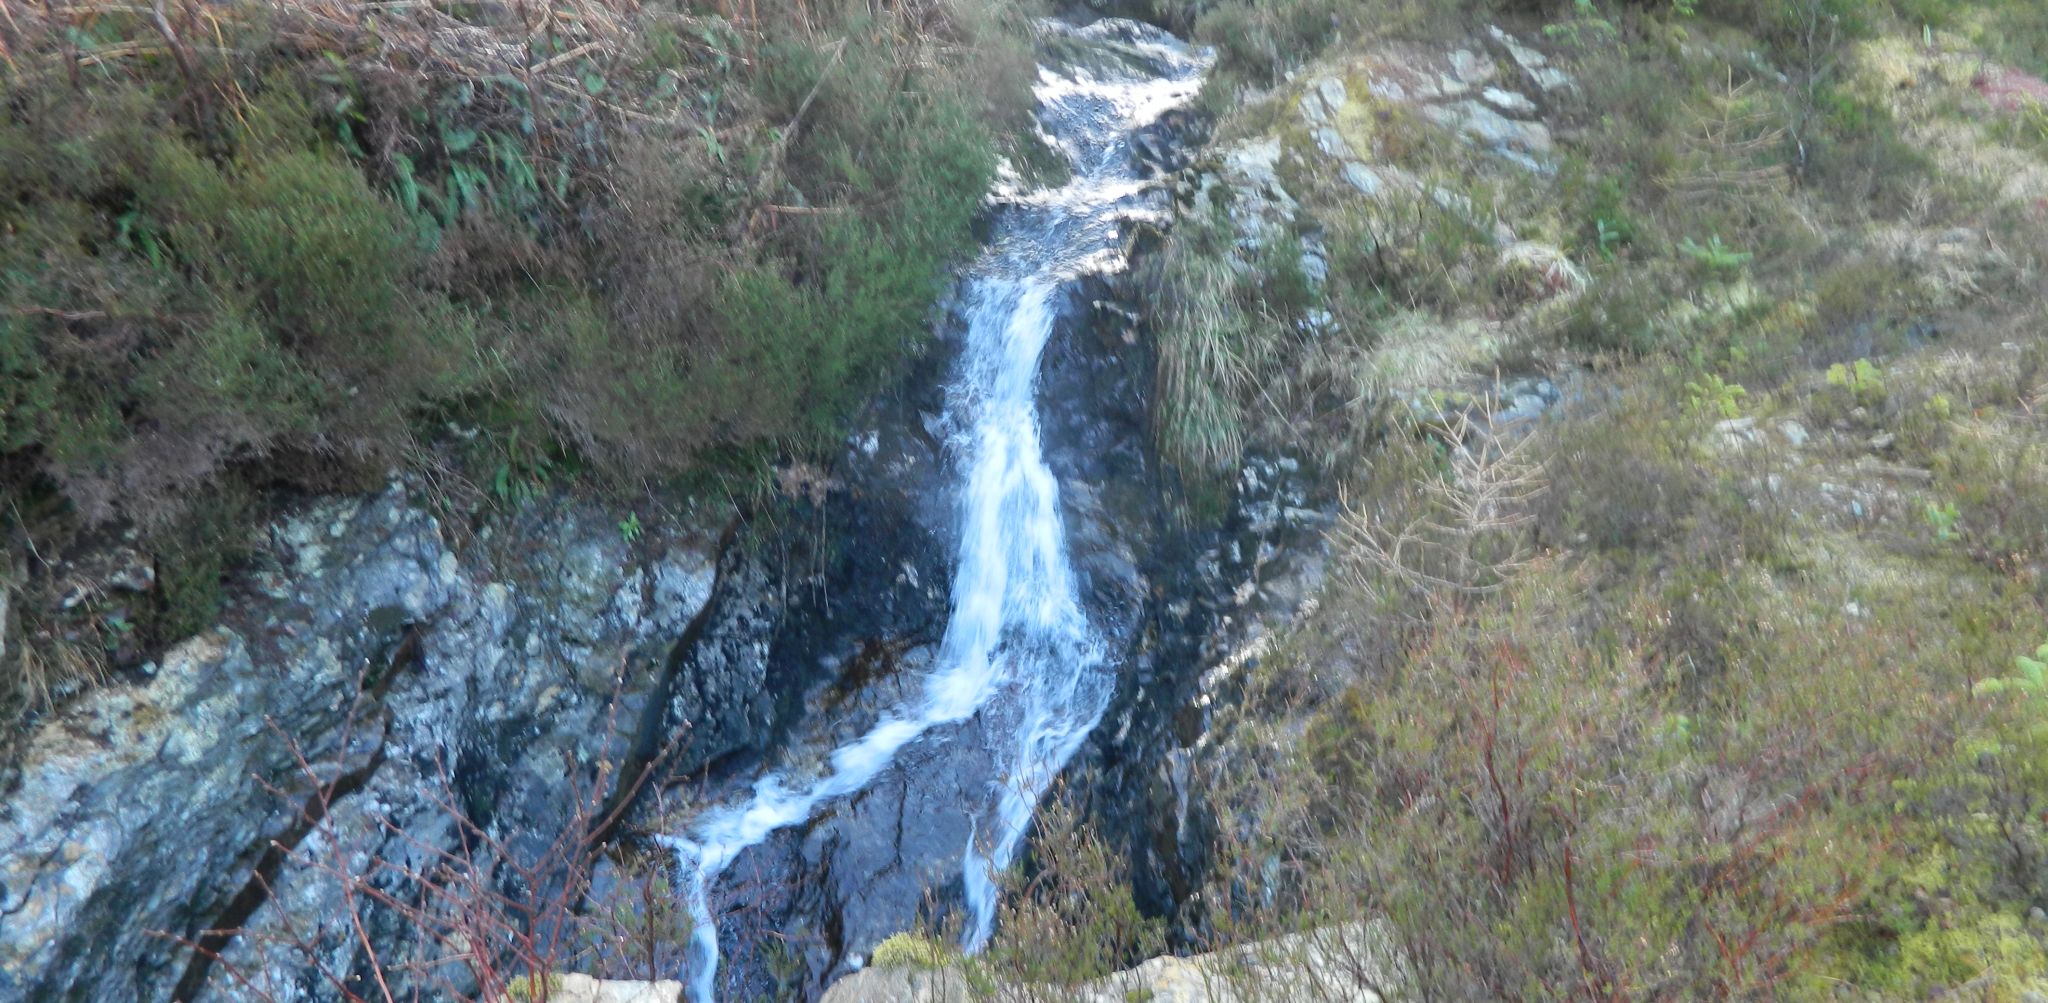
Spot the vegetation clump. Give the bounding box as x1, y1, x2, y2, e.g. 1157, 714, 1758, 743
499, 972, 564, 1003
869, 932, 955, 971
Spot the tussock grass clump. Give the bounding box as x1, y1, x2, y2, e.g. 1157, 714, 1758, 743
500, 972, 564, 1003
1145, 162, 1520, 499
1147, 210, 1277, 485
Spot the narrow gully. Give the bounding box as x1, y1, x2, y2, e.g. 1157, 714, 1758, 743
656, 19, 1210, 1001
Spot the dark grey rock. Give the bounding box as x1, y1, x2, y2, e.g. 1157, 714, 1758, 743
0, 486, 729, 1003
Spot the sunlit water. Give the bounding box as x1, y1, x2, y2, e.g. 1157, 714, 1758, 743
659, 20, 1209, 1000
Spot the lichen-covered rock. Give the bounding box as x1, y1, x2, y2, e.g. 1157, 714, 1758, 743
543, 973, 684, 1003
823, 922, 1401, 1002
1421, 98, 1554, 155
0, 483, 733, 1003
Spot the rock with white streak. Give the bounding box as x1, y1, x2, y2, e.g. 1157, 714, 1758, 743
1482, 85, 1539, 116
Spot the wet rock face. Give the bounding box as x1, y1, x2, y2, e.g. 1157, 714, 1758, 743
647, 545, 786, 782
1072, 447, 1330, 931
0, 485, 732, 1003
0, 364, 969, 1003
634, 356, 961, 798
706, 729, 997, 1001
1040, 278, 1160, 625
655, 334, 963, 1002
683, 254, 1184, 1003
1133, 109, 1209, 178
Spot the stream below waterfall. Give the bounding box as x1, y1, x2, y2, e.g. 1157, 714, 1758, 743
658, 19, 1210, 1002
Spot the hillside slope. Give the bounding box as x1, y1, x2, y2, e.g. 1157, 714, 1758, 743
944, 1, 2048, 998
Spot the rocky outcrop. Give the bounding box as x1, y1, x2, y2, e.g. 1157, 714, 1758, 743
822, 922, 1401, 1002
1201, 25, 1575, 227
0, 484, 745, 1002
1184, 23, 1596, 437
538, 974, 685, 1003
0, 361, 1006, 1003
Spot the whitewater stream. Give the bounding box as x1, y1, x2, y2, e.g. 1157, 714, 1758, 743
660, 19, 1208, 1001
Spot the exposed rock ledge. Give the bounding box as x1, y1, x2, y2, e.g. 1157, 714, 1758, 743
821, 923, 1401, 1003
0, 483, 761, 1002
531, 974, 684, 1003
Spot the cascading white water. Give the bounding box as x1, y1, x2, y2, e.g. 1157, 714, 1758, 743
660, 20, 1208, 1000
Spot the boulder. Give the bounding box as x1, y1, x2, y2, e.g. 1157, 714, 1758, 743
540, 974, 684, 1003
1487, 25, 1574, 93
1297, 76, 1347, 125
823, 922, 1401, 1003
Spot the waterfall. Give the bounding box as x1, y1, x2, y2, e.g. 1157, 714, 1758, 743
660, 20, 1209, 1000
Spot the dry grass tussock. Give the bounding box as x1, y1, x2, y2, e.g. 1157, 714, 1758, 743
1334, 407, 1545, 614
1849, 36, 2048, 212
0, 0, 1018, 172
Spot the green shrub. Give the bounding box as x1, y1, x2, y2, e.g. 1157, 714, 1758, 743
1175, 0, 1365, 82
0, 0, 1007, 531
1800, 83, 1935, 213
0, 76, 476, 524
701, 21, 996, 448
980, 793, 1165, 988
149, 484, 259, 648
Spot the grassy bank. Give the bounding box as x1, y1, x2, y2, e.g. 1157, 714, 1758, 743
0, 0, 1039, 722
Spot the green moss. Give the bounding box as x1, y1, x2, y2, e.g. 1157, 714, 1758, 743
869, 932, 954, 970
1898, 912, 2048, 995
501, 972, 563, 1003
148, 488, 251, 646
